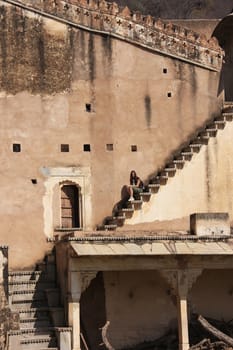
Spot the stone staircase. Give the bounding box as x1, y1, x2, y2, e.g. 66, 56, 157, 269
7, 252, 65, 350
99, 103, 233, 231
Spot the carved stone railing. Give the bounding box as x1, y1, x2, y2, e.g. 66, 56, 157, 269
2, 0, 223, 71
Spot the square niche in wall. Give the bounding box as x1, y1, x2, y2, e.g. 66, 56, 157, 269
106, 144, 114, 151
61, 144, 69, 152
131, 145, 137, 152
13, 143, 21, 152
83, 144, 91, 152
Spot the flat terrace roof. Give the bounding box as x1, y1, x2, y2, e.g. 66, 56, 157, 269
54, 232, 233, 256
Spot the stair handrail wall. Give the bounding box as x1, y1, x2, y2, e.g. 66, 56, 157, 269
2, 0, 223, 71
97, 106, 233, 230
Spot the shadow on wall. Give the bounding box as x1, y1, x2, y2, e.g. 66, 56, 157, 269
80, 272, 106, 349
111, 185, 130, 216
213, 14, 233, 101
108, 0, 233, 19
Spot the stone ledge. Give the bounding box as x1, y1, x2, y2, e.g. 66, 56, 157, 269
59, 233, 232, 242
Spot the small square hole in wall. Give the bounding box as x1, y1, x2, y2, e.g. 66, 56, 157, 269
106, 144, 114, 151
163, 68, 167, 74
86, 103, 91, 112
167, 92, 172, 98
31, 179, 37, 184
61, 144, 69, 152
13, 143, 21, 152
131, 145, 137, 152
83, 144, 91, 152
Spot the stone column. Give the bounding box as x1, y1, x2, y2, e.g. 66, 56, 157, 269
68, 270, 82, 350
160, 269, 202, 350
177, 270, 189, 350
68, 261, 97, 350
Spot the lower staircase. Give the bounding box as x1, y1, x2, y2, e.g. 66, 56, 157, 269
7, 252, 65, 350
98, 103, 233, 231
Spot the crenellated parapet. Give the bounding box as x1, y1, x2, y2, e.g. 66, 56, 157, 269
3, 0, 223, 71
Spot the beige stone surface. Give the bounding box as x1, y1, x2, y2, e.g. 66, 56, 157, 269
104, 270, 177, 349
70, 241, 233, 257
126, 122, 233, 229
0, 0, 228, 268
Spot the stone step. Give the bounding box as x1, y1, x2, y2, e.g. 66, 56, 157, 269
9, 271, 45, 283
222, 112, 233, 121
9, 266, 56, 284
156, 174, 168, 180
216, 114, 226, 120
199, 129, 211, 136
206, 122, 217, 130
20, 317, 52, 329
164, 166, 176, 172
204, 126, 218, 133
213, 119, 226, 126
112, 214, 125, 220
19, 307, 65, 327
9, 281, 56, 292
188, 143, 202, 151
189, 142, 203, 148
172, 159, 185, 164
148, 184, 160, 191
9, 327, 55, 337
173, 156, 186, 164
20, 336, 57, 349
160, 169, 176, 178
102, 224, 118, 231
127, 199, 143, 206
195, 135, 209, 142
140, 192, 151, 200
11, 300, 48, 310
19, 308, 50, 320
10, 290, 46, 303
180, 151, 193, 157
119, 208, 134, 218
222, 111, 233, 116
182, 146, 193, 153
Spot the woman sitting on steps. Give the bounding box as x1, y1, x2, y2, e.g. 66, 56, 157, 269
128, 170, 144, 201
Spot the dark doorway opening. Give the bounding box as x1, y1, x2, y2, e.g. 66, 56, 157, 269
61, 185, 80, 228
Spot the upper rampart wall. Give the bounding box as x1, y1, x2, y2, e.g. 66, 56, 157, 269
4, 0, 223, 71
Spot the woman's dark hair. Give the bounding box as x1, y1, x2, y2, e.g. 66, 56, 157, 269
130, 170, 138, 185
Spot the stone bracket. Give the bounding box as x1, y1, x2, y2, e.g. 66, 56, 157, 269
160, 269, 203, 297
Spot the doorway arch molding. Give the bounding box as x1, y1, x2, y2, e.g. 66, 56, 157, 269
41, 166, 92, 238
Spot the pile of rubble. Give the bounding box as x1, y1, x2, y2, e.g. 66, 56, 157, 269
101, 315, 233, 350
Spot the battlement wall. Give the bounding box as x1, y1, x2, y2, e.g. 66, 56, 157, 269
3, 0, 223, 71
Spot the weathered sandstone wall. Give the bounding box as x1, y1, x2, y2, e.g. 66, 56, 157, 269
0, 1, 223, 267
103, 268, 233, 349
124, 118, 233, 230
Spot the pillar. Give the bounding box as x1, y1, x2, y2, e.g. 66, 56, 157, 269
68, 270, 82, 350
160, 269, 202, 350
68, 259, 97, 350
177, 271, 189, 350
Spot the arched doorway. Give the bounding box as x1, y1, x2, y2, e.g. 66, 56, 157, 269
213, 14, 233, 101
61, 184, 80, 228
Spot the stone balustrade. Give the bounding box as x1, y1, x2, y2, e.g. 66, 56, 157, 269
3, 0, 224, 71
